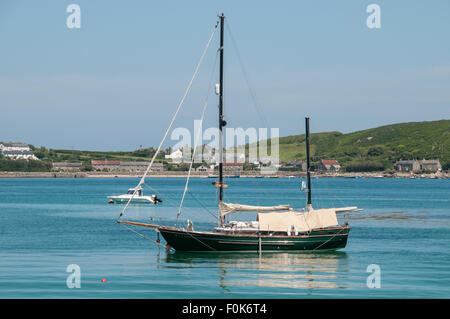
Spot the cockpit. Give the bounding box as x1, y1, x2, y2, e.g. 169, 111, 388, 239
127, 188, 143, 196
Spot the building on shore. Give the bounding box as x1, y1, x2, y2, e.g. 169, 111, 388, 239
420, 159, 441, 172
283, 160, 306, 171
318, 160, 341, 172
119, 161, 164, 172
52, 162, 82, 171
195, 165, 210, 173
0, 142, 39, 160
394, 159, 421, 172
91, 160, 121, 171
118, 162, 147, 172
222, 161, 244, 174
91, 160, 163, 172
0, 142, 30, 152
165, 149, 183, 163
391, 159, 442, 173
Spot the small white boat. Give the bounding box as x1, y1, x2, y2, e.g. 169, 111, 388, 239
108, 186, 161, 204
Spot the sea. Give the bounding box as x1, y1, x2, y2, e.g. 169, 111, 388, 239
0, 177, 449, 298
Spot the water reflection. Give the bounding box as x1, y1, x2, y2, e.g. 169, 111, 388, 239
165, 251, 348, 291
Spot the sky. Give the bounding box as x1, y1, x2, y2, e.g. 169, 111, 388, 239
0, 0, 449, 151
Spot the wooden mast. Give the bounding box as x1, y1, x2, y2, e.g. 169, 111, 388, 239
218, 13, 226, 226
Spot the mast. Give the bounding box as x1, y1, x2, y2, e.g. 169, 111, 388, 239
218, 13, 226, 225
305, 117, 312, 211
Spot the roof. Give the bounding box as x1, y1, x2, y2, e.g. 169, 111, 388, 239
91, 161, 163, 167
151, 162, 163, 166
52, 162, 82, 167
286, 160, 305, 165
91, 160, 121, 165
2, 150, 34, 155
421, 159, 440, 164
223, 161, 244, 166
120, 161, 152, 166
1, 142, 29, 147
395, 159, 419, 164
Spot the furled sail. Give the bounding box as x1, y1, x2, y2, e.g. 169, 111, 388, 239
219, 201, 290, 216
334, 206, 358, 213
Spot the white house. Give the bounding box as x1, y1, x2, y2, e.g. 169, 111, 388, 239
165, 149, 183, 162
1, 142, 30, 152
0, 142, 39, 160
195, 165, 209, 173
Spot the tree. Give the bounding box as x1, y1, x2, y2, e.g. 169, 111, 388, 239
367, 146, 385, 157
345, 161, 384, 172
81, 161, 93, 171
33, 146, 50, 159
442, 161, 450, 171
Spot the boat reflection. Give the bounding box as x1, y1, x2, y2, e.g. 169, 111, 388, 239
165, 251, 348, 291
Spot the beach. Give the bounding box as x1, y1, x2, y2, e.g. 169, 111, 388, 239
0, 170, 448, 179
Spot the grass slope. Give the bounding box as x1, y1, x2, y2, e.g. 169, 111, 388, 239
275, 119, 450, 170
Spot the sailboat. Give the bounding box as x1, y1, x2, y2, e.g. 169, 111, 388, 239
108, 186, 162, 204
117, 14, 358, 252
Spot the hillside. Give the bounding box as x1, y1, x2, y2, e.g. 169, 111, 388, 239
274, 119, 450, 170
0, 146, 167, 172
31, 147, 163, 163
2, 119, 449, 172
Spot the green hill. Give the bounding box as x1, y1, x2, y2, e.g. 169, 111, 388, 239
274, 119, 450, 171
2, 119, 449, 172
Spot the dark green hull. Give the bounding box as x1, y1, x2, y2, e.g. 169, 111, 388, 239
158, 226, 350, 252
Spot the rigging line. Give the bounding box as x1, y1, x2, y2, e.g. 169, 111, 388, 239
118, 213, 216, 253
303, 177, 308, 209
320, 176, 337, 209
118, 20, 219, 220
142, 181, 215, 221
118, 222, 173, 251
312, 228, 345, 251
226, 20, 277, 197
182, 229, 217, 251
141, 181, 200, 214
187, 190, 218, 220
331, 177, 350, 209
255, 174, 290, 205
225, 20, 269, 129
176, 49, 220, 226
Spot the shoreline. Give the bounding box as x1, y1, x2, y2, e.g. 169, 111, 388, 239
0, 171, 448, 179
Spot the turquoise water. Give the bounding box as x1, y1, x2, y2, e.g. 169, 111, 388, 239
0, 177, 449, 298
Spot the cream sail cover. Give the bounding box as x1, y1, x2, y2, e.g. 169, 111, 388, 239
257, 211, 309, 232
257, 209, 339, 232
219, 201, 290, 216
304, 208, 339, 230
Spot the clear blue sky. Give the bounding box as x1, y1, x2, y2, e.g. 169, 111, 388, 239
1, 0, 449, 150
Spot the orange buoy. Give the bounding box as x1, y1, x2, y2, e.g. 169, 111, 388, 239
101, 278, 107, 283
213, 182, 228, 188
